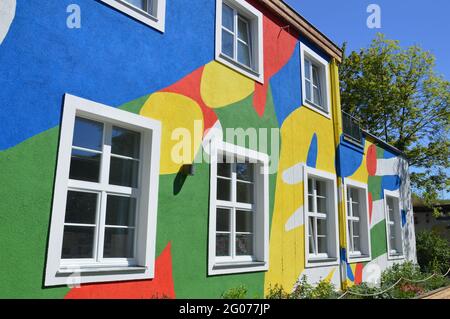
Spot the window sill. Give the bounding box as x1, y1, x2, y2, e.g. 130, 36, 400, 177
215, 54, 264, 84
99, 0, 165, 33
305, 257, 339, 268
302, 100, 331, 120
387, 253, 405, 261
209, 261, 268, 276
347, 254, 372, 263
57, 265, 147, 276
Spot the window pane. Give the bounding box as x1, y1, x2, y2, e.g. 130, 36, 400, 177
237, 17, 249, 43
353, 236, 360, 252
308, 217, 315, 254
109, 157, 139, 188
222, 30, 234, 58
217, 154, 231, 178
69, 149, 101, 182
236, 210, 253, 232
307, 178, 313, 195
308, 195, 314, 213
351, 188, 359, 203
304, 59, 311, 80
352, 202, 360, 218
222, 3, 234, 31
236, 162, 253, 182
217, 178, 231, 201
313, 87, 322, 106
348, 222, 353, 250
111, 127, 140, 159
317, 218, 327, 236
103, 228, 135, 258
105, 195, 136, 227
124, 0, 146, 11
216, 233, 230, 256
317, 236, 327, 254
236, 234, 253, 255
312, 65, 321, 86
353, 221, 360, 236
72, 117, 103, 151
317, 197, 327, 214
316, 180, 326, 197
61, 226, 95, 259
216, 208, 231, 232
388, 208, 395, 223
305, 80, 312, 101
237, 41, 251, 67
65, 191, 98, 225
237, 181, 253, 203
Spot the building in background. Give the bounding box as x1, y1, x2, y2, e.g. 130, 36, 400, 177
413, 199, 450, 241
0, 0, 416, 298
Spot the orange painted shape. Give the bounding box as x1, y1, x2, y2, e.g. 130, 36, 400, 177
252, 15, 298, 116
161, 66, 217, 134
368, 192, 373, 224
65, 242, 175, 299
354, 263, 364, 284
366, 144, 377, 176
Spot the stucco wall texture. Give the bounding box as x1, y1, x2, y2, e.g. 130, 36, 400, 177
0, 0, 415, 298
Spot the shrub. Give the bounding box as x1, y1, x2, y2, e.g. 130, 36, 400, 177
221, 285, 248, 299
344, 282, 391, 299
416, 230, 450, 274
265, 284, 290, 299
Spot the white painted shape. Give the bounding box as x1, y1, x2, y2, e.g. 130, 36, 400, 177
202, 120, 223, 154
370, 199, 386, 228
284, 206, 304, 232
297, 266, 340, 288
375, 157, 401, 176
0, 0, 16, 45
281, 162, 305, 185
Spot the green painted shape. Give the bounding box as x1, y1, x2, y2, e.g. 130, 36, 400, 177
0, 128, 69, 298
119, 94, 149, 114
376, 145, 384, 159
368, 175, 382, 201
370, 220, 388, 259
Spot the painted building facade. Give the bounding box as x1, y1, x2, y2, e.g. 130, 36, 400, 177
0, 0, 416, 298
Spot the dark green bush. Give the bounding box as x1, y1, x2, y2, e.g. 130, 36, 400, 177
416, 230, 450, 274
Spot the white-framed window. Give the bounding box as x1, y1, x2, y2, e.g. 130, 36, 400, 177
45, 94, 161, 286
344, 179, 372, 262
303, 166, 339, 267
100, 0, 166, 32
300, 42, 331, 118
384, 190, 404, 260
215, 0, 264, 83
208, 139, 269, 275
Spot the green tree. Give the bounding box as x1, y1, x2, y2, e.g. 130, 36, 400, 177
339, 33, 450, 215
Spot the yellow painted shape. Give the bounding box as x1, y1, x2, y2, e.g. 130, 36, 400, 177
264, 106, 337, 294
200, 61, 254, 108
324, 268, 336, 283
140, 92, 204, 175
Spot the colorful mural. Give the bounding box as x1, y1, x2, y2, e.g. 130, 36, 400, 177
0, 0, 415, 298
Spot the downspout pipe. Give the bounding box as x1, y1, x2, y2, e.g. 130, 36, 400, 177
330, 58, 348, 291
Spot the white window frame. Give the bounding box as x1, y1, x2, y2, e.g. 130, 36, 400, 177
303, 166, 339, 268
215, 0, 264, 83
208, 139, 269, 275
384, 190, 404, 260
300, 42, 331, 119
45, 94, 161, 286
344, 179, 372, 263
100, 0, 166, 33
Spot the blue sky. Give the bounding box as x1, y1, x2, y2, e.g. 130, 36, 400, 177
284, 0, 450, 79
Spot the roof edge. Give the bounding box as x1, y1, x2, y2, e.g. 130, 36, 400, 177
259, 0, 343, 62
362, 130, 407, 159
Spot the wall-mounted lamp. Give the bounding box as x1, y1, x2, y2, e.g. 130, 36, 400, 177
182, 164, 195, 176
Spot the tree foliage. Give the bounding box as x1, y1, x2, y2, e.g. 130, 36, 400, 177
339, 33, 450, 213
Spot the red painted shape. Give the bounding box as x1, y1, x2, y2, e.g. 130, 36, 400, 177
366, 144, 378, 176
65, 242, 175, 299
161, 66, 217, 134
368, 192, 373, 224
251, 13, 298, 116
354, 263, 364, 284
